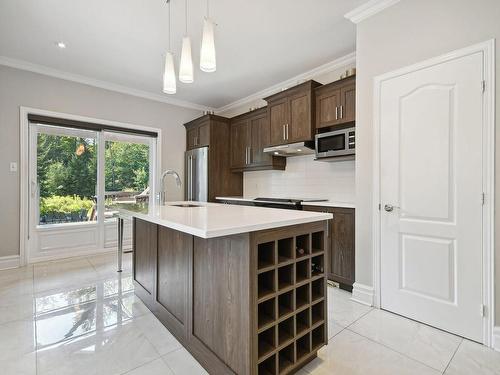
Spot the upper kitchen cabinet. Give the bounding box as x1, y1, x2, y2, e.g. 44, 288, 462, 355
184, 114, 243, 201
230, 107, 285, 172
315, 76, 356, 129
185, 117, 210, 150
230, 117, 251, 169
264, 80, 322, 146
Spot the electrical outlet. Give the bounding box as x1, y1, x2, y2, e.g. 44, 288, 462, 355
9, 162, 17, 172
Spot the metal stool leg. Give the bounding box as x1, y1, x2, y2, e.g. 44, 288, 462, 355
117, 217, 124, 272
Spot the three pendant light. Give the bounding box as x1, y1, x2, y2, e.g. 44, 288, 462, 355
163, 0, 216, 94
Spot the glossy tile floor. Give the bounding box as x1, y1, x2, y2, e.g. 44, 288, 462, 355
1, 253, 499, 374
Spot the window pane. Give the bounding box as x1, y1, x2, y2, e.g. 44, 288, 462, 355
37, 133, 97, 225
104, 140, 150, 220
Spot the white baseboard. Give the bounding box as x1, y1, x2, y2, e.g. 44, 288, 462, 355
493, 327, 500, 352
351, 282, 375, 306
0, 255, 21, 270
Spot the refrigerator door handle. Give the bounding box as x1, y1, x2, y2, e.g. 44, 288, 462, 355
190, 155, 195, 200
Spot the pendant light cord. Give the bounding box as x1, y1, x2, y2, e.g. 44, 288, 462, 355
206, 0, 209, 17
185, 0, 188, 35
169, 1, 171, 51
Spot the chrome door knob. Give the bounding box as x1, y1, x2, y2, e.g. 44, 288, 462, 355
384, 204, 394, 212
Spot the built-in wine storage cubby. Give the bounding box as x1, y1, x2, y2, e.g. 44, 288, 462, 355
258, 241, 276, 270
254, 222, 328, 374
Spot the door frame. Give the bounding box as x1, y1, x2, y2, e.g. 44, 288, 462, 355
371, 39, 495, 346
19, 106, 163, 264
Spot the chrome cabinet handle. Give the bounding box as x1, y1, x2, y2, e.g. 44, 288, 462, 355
245, 147, 248, 165
335, 106, 338, 120
286, 124, 289, 140
283, 124, 286, 140
340, 105, 343, 119
248, 147, 252, 164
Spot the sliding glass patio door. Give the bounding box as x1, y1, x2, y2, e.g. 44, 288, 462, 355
28, 123, 156, 262
101, 131, 154, 250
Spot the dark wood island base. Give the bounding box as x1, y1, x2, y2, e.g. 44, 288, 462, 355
133, 218, 328, 375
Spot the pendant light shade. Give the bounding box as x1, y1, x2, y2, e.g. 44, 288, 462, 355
200, 17, 216, 73
163, 52, 177, 94
179, 36, 194, 83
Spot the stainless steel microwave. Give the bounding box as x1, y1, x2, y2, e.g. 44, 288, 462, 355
315, 127, 355, 159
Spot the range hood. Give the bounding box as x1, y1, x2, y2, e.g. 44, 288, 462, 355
263, 141, 315, 157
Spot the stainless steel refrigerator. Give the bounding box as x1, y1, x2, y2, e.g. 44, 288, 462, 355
185, 146, 208, 201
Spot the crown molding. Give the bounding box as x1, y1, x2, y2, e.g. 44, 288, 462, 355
216, 52, 356, 115
0, 55, 213, 112
344, 0, 401, 24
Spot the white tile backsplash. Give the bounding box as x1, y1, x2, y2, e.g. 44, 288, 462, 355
243, 155, 355, 202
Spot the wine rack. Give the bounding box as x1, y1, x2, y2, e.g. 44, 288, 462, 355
255, 225, 327, 374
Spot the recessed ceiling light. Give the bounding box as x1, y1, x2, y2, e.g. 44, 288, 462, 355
55, 41, 66, 49
297, 149, 302, 152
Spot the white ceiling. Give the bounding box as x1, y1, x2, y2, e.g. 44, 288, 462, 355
0, 0, 366, 109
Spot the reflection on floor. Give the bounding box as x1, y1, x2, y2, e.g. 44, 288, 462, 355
0, 252, 499, 374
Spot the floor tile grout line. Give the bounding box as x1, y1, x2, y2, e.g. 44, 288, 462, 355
118, 355, 163, 375
344, 307, 464, 373
161, 347, 185, 375
30, 270, 133, 298
442, 338, 463, 374
86, 255, 99, 273
339, 306, 374, 331
345, 327, 444, 373
133, 317, 185, 367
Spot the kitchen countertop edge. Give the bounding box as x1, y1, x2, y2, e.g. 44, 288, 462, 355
117, 202, 333, 239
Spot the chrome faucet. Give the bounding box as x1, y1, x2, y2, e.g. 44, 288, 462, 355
159, 169, 182, 205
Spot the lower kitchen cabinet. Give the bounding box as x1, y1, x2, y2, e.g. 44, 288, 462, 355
132, 218, 157, 308
304, 205, 355, 291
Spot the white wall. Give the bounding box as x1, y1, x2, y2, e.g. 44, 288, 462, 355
220, 60, 356, 203
0, 65, 200, 258
355, 0, 500, 322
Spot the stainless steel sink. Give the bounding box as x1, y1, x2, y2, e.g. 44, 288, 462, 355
169, 203, 202, 208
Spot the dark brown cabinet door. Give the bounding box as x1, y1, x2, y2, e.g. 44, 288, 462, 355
288, 92, 311, 142
230, 108, 285, 172
186, 127, 198, 150
230, 119, 251, 168
155, 226, 192, 340
316, 88, 341, 129
314, 77, 355, 129
330, 209, 355, 287
197, 122, 210, 147
268, 98, 288, 146
340, 81, 356, 124
250, 114, 270, 166
302, 206, 355, 290
133, 218, 157, 296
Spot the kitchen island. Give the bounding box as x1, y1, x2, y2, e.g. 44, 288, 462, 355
118, 202, 332, 375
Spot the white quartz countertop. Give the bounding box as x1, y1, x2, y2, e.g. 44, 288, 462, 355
117, 201, 332, 239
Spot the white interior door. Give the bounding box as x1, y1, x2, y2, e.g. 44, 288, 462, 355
379, 51, 484, 342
